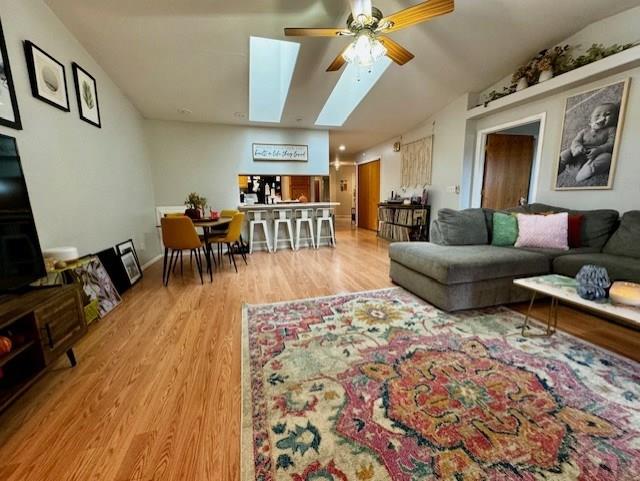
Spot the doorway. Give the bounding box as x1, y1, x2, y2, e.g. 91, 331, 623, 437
357, 159, 380, 231
472, 114, 545, 209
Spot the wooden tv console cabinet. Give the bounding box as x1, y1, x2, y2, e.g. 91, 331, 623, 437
0, 285, 87, 413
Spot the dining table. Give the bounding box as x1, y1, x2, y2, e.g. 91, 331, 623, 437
192, 218, 232, 271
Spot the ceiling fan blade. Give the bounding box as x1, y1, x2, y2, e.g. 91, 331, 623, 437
284, 27, 351, 37
326, 46, 349, 72
379, 0, 454, 33
378, 36, 415, 65
349, 0, 373, 19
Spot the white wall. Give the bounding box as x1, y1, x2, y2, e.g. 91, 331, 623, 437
0, 0, 160, 263
479, 7, 640, 105
473, 69, 640, 212
145, 120, 329, 209
357, 94, 470, 218
329, 164, 355, 217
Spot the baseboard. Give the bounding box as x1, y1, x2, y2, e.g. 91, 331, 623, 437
142, 254, 163, 271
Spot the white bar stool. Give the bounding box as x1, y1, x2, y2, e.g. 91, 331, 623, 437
315, 208, 336, 248
273, 209, 295, 252
294, 208, 315, 250
248, 210, 272, 254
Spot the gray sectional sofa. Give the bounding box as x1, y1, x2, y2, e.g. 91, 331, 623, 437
389, 203, 640, 311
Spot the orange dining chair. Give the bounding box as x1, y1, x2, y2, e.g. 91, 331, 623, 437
160, 216, 209, 286
209, 212, 246, 273
211, 209, 243, 263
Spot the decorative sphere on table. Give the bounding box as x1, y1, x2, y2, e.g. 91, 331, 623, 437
576, 265, 611, 301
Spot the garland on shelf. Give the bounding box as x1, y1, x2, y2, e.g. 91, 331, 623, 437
481, 42, 637, 107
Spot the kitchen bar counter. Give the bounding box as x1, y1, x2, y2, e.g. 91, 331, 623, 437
238, 202, 340, 251
238, 202, 340, 210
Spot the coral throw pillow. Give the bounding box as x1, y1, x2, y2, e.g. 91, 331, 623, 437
515, 213, 569, 250
568, 214, 583, 248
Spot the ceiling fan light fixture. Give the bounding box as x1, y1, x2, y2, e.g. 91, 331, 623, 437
342, 30, 387, 67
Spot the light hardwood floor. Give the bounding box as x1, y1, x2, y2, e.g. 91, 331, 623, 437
0, 226, 638, 481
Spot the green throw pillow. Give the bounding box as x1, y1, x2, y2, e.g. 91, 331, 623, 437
492, 212, 518, 246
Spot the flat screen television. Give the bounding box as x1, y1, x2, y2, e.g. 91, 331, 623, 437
0, 134, 45, 291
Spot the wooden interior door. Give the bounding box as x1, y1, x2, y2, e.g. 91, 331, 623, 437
357, 160, 380, 230
482, 134, 535, 210
290, 176, 310, 201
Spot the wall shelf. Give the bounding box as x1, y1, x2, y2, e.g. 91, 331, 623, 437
466, 45, 640, 120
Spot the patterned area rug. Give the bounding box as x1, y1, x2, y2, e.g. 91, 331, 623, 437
242, 288, 640, 481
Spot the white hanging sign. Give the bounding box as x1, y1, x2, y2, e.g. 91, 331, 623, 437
252, 143, 308, 162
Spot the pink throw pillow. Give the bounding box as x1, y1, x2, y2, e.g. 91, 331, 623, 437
515, 213, 569, 250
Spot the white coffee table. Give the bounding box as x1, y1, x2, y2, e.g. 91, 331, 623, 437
514, 274, 640, 337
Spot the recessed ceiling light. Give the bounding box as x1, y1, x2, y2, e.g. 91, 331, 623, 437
177, 108, 192, 115
339, 145, 346, 151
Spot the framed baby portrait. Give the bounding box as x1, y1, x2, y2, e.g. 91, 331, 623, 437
553, 78, 630, 190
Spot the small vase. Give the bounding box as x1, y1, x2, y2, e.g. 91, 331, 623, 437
516, 77, 528, 91
538, 69, 554, 82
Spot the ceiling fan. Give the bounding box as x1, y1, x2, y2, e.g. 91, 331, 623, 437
284, 0, 454, 71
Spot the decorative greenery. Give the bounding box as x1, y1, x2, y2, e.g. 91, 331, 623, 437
570, 43, 635, 69
82, 81, 95, 109
511, 45, 571, 85
482, 41, 636, 107
184, 192, 207, 210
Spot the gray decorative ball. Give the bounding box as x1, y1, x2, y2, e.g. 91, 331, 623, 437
576, 265, 611, 301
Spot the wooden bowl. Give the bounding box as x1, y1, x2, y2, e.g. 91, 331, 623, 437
610, 282, 640, 307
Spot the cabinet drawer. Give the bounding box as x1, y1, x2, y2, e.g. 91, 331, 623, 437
35, 289, 87, 365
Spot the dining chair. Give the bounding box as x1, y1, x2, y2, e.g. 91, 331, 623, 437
160, 216, 208, 286
209, 212, 246, 273
210, 209, 239, 264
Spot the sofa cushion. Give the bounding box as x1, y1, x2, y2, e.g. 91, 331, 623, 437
432, 208, 489, 245
491, 212, 518, 246
553, 253, 640, 283
602, 211, 640, 259
514, 246, 601, 259
515, 213, 569, 250
525, 203, 618, 249
389, 243, 550, 285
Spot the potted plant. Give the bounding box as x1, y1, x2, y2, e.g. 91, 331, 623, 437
537, 45, 571, 82
511, 65, 531, 91
184, 192, 207, 219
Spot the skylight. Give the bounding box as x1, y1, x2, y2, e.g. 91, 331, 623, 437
315, 57, 392, 127
249, 36, 300, 123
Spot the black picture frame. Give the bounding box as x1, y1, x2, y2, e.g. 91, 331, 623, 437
0, 19, 22, 130
120, 251, 142, 286
116, 238, 142, 284
23, 40, 70, 112
72, 62, 101, 128
96, 247, 131, 295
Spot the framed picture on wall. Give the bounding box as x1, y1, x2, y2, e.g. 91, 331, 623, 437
0, 19, 22, 130
23, 40, 70, 112
553, 79, 630, 190
72, 62, 101, 127
252, 143, 308, 162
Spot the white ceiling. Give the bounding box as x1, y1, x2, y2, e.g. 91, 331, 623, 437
46, 0, 640, 158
